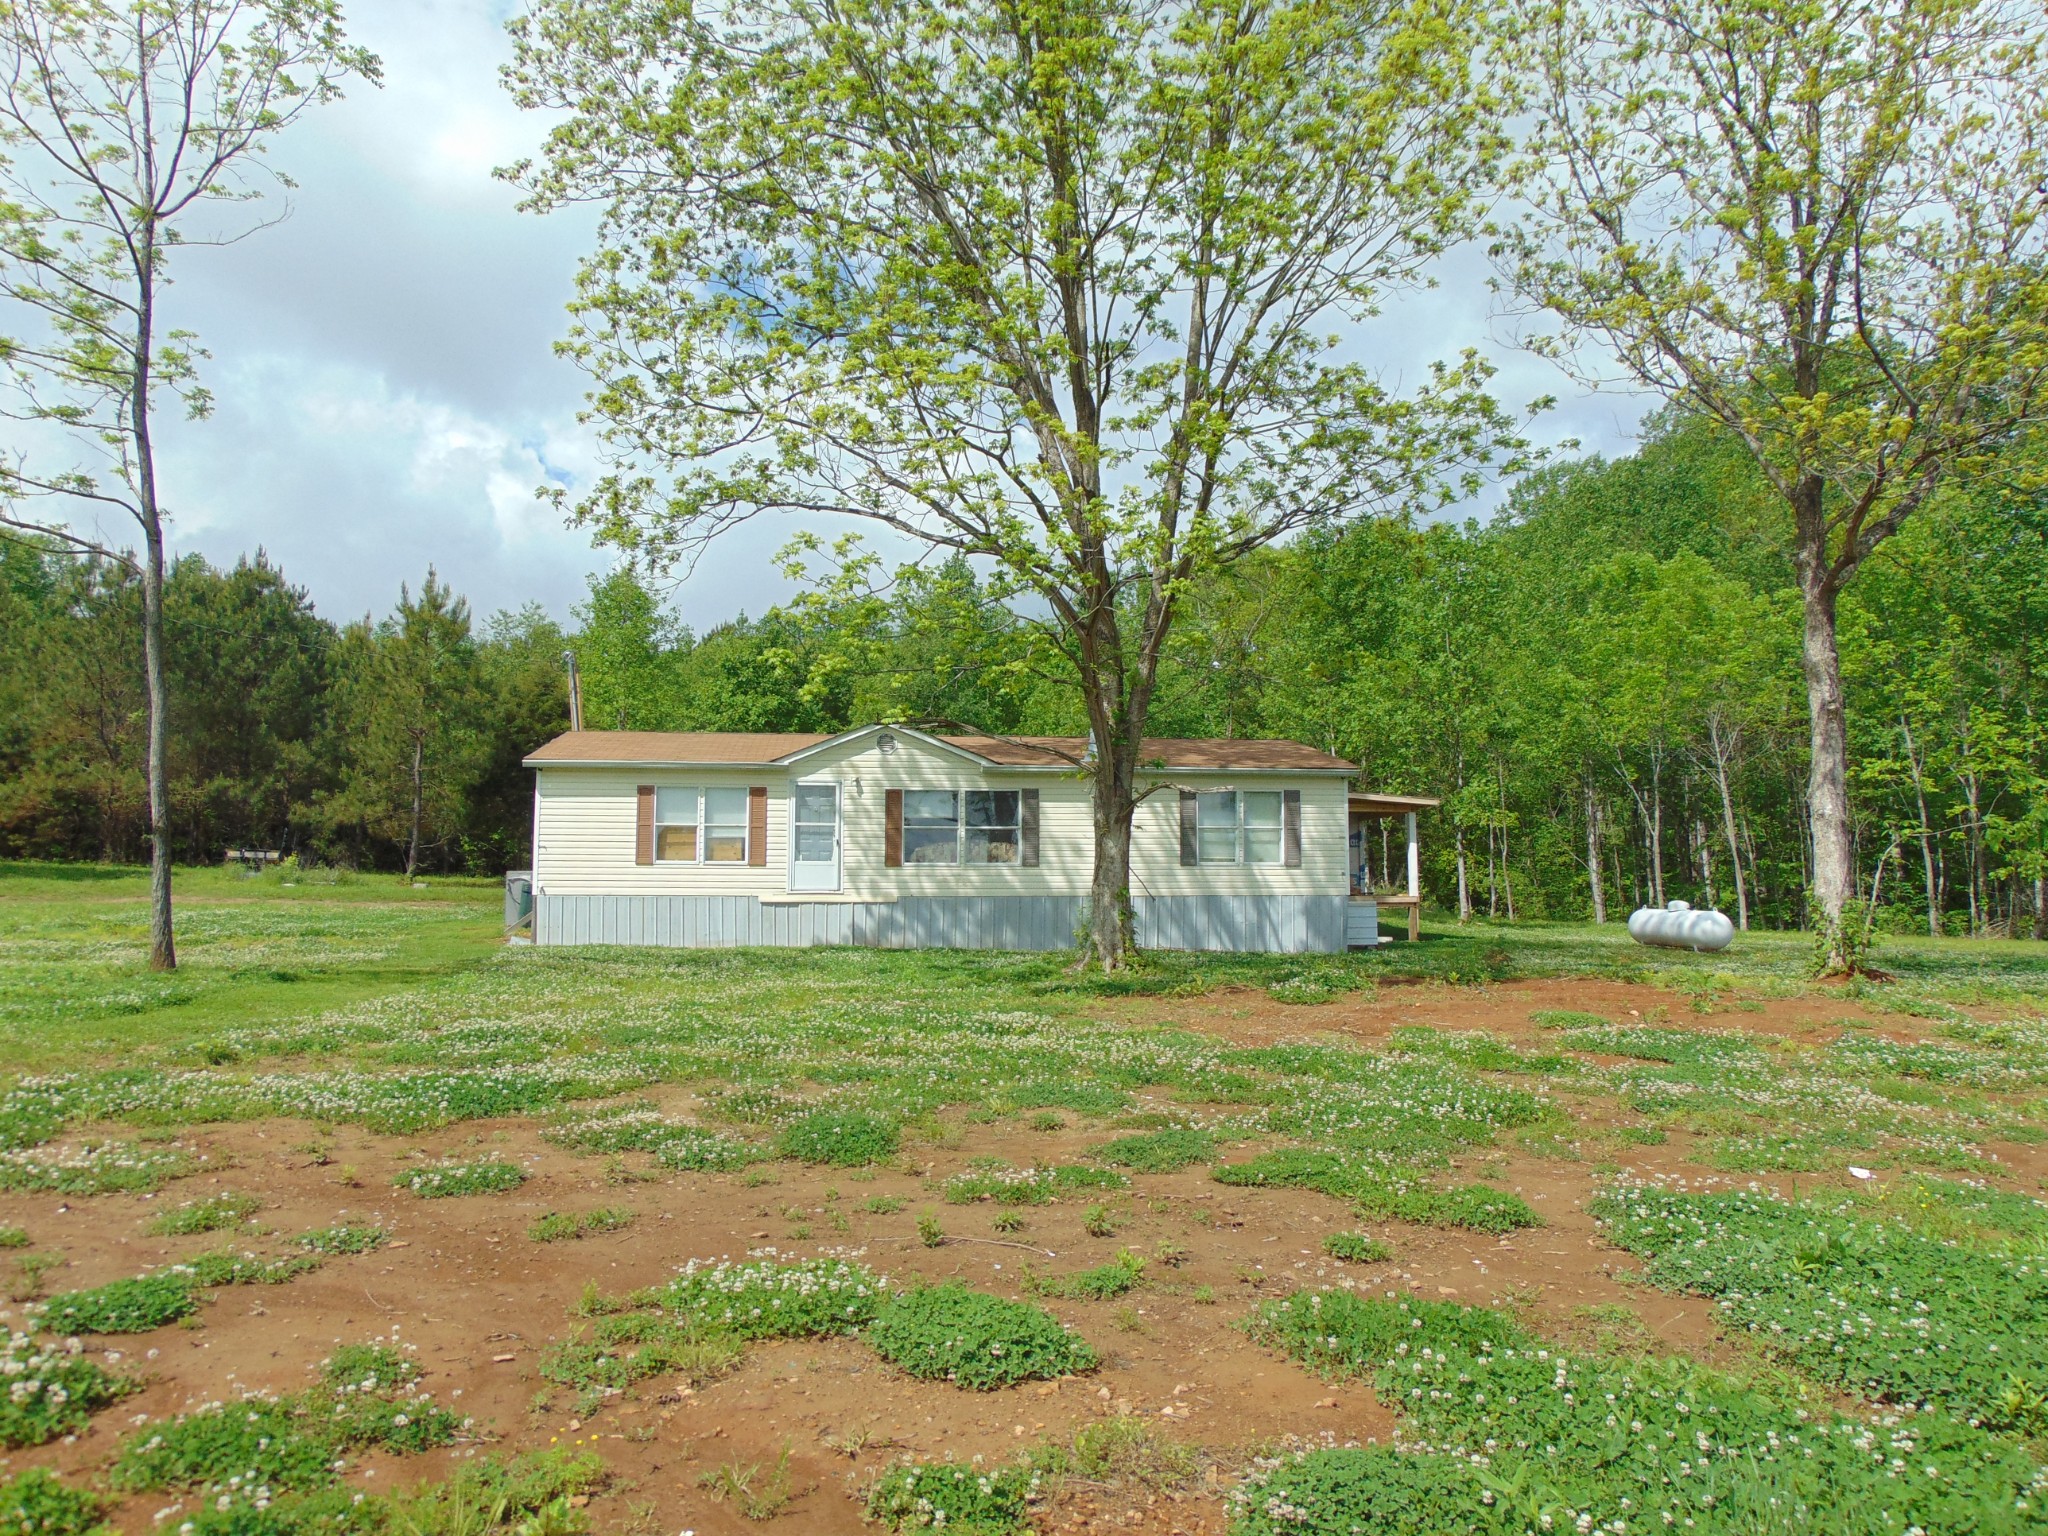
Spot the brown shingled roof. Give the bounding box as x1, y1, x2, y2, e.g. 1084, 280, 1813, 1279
945, 735, 1356, 771
524, 731, 831, 765
523, 728, 1353, 773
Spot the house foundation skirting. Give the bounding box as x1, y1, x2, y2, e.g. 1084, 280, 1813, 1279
532, 894, 1348, 954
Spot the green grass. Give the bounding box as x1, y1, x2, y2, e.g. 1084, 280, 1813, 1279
1092, 1127, 1217, 1171
1321, 1231, 1391, 1263
296, 1222, 389, 1255
1028, 1249, 1147, 1300
147, 1190, 260, 1235
528, 1206, 636, 1242
648, 1255, 887, 1340
1241, 1291, 2045, 1536
943, 1163, 1128, 1205
0, 1333, 134, 1447
866, 1460, 1037, 1534
1596, 1181, 2048, 1434
1212, 1151, 1540, 1233
865, 1283, 1098, 1389
111, 1341, 462, 1495
393, 1157, 528, 1198
540, 1312, 745, 1396
0, 861, 502, 1072
775, 1108, 900, 1166
40, 1271, 196, 1333
0, 1469, 110, 1536
7, 872, 2048, 1525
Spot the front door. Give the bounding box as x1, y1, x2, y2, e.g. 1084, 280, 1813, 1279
788, 781, 842, 893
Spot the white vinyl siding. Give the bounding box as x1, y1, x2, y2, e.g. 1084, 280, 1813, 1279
531, 735, 1349, 900
536, 771, 784, 896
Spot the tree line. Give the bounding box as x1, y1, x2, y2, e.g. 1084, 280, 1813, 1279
4, 0, 2044, 968
9, 406, 2037, 940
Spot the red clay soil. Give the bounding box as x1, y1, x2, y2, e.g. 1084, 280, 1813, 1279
0, 974, 2034, 1534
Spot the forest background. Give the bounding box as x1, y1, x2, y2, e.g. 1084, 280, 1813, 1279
3, 408, 2042, 938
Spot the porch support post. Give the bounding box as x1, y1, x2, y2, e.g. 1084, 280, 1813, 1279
1406, 811, 1421, 941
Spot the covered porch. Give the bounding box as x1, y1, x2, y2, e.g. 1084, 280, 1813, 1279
1348, 792, 1439, 944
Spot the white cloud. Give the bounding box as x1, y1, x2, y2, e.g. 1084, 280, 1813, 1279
41, 0, 1655, 635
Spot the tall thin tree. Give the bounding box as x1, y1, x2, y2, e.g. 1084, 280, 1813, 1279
0, 0, 376, 967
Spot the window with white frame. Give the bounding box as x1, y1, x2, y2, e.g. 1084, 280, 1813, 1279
1196, 789, 1285, 865
965, 790, 1021, 864
1241, 790, 1284, 865
901, 790, 960, 864
703, 787, 750, 862
654, 788, 699, 863
654, 787, 750, 863
898, 789, 1024, 865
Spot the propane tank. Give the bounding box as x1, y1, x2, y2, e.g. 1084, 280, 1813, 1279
1627, 899, 1735, 952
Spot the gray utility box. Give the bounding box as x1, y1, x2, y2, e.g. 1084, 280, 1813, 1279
504, 871, 534, 932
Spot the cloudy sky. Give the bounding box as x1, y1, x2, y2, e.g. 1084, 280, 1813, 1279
133, 0, 1651, 631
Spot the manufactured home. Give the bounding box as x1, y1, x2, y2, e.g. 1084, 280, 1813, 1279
520, 726, 1429, 952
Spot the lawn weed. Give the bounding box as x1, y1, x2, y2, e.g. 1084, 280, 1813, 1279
394, 1158, 527, 1198
0, 1469, 109, 1536
1321, 1232, 1390, 1264
775, 1110, 900, 1167
865, 1459, 1036, 1534
1092, 1128, 1216, 1172
0, 1333, 133, 1447
651, 1255, 886, 1340
866, 1283, 1097, 1389
148, 1192, 260, 1236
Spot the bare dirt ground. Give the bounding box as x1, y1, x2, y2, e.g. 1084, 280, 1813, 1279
5, 974, 2041, 1535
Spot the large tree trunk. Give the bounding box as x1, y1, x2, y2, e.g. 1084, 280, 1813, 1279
1797, 549, 1855, 969
1083, 744, 1138, 971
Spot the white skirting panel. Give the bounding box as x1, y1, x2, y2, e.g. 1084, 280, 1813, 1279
533, 894, 1347, 954
1345, 898, 1379, 948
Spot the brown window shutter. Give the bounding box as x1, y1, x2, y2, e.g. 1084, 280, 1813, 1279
1019, 788, 1040, 867
1178, 790, 1197, 866
1283, 789, 1302, 867
636, 784, 655, 866
885, 788, 903, 868
748, 785, 768, 865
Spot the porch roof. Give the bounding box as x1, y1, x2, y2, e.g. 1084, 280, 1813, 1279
1349, 792, 1441, 816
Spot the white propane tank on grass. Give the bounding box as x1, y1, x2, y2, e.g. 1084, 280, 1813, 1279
1627, 899, 1735, 952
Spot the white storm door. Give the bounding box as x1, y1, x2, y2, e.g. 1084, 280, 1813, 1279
788, 781, 842, 893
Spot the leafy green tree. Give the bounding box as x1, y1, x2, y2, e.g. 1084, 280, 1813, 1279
573, 568, 685, 731
505, 0, 1531, 968
320, 572, 486, 877
162, 553, 333, 855
1502, 0, 2048, 967
0, 0, 377, 967
467, 604, 571, 872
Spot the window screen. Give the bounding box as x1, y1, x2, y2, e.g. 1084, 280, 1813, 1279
1196, 790, 1240, 864
703, 787, 749, 862
1242, 791, 1284, 865
654, 788, 698, 862
965, 790, 1021, 864
902, 790, 960, 864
